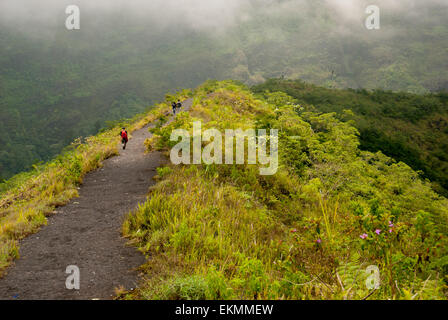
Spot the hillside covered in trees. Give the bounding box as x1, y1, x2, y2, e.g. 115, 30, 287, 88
1, 0, 447, 180
252, 79, 448, 196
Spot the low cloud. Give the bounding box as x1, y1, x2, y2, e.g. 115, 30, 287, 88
0, 0, 446, 37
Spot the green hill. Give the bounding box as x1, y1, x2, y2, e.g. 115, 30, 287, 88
123, 80, 448, 299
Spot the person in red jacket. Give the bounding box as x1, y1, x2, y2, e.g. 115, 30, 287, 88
120, 127, 128, 150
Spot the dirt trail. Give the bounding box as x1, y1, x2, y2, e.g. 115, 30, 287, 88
0, 99, 192, 300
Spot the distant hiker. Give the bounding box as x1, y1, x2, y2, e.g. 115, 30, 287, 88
172, 101, 177, 115
120, 127, 128, 150
177, 100, 182, 111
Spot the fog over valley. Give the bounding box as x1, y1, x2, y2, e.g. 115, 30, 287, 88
0, 0, 446, 178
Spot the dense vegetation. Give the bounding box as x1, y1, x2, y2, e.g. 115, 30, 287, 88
122, 81, 448, 300
252, 79, 448, 196
1, 0, 447, 179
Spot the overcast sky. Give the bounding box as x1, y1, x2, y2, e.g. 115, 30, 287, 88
0, 0, 446, 34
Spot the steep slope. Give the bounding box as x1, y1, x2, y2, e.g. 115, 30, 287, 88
252, 79, 448, 196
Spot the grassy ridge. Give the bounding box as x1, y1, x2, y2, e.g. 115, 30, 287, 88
122, 80, 448, 300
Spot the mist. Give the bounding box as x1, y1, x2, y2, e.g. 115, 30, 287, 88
1, 0, 447, 36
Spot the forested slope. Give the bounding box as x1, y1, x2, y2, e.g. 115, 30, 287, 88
252, 79, 448, 196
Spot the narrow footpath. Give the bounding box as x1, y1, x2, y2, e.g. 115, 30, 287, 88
0, 99, 193, 300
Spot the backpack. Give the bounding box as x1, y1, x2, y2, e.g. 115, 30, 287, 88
121, 130, 128, 140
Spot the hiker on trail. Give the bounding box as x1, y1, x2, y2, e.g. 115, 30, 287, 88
177, 100, 182, 111
120, 127, 128, 150
172, 101, 177, 115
